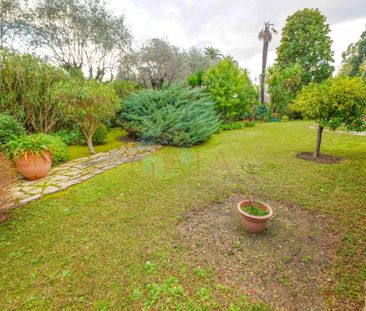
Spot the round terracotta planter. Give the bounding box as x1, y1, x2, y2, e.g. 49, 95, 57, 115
237, 200, 273, 234
14, 150, 52, 181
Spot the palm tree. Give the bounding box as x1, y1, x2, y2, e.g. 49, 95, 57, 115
223, 55, 239, 66
204, 46, 223, 60
258, 22, 277, 105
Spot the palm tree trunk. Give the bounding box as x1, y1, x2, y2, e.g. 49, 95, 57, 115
261, 41, 269, 105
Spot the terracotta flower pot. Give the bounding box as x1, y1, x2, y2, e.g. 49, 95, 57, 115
237, 200, 273, 234
14, 150, 52, 181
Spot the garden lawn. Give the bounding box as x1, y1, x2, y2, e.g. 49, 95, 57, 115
0, 121, 365, 310
68, 128, 128, 160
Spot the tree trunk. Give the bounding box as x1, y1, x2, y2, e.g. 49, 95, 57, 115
314, 125, 323, 158
86, 136, 95, 154
260, 40, 268, 105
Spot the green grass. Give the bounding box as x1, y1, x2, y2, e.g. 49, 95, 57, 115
0, 121, 365, 310
68, 128, 128, 160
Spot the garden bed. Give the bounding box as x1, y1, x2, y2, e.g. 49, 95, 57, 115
177, 194, 338, 310
297, 152, 343, 164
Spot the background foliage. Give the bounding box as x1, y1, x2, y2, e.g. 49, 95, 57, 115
340, 29, 366, 77
203, 58, 258, 122
0, 113, 26, 147
267, 63, 303, 116
0, 51, 67, 133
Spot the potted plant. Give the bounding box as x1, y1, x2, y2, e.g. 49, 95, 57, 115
236, 163, 273, 233
3, 134, 54, 180
237, 200, 273, 233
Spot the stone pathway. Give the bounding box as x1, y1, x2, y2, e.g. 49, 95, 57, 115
10, 143, 161, 207
309, 125, 366, 136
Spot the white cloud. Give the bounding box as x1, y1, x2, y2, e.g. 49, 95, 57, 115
109, 0, 366, 80
330, 18, 366, 72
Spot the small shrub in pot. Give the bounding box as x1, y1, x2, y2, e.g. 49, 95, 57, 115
3, 134, 69, 180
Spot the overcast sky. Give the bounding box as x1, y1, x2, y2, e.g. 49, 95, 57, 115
109, 0, 366, 81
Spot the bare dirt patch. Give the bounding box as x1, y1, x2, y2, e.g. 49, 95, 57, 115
297, 152, 343, 164
177, 195, 338, 310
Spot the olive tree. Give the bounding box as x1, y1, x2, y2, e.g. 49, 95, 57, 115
29, 0, 131, 80
118, 38, 189, 89
186, 47, 215, 73
294, 77, 366, 157
0, 0, 28, 50
53, 79, 119, 154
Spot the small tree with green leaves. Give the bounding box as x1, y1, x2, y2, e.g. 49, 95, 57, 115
294, 77, 366, 157
203, 58, 258, 122
187, 69, 205, 88
53, 79, 119, 154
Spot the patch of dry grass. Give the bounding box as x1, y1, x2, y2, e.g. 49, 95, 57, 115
0, 153, 16, 219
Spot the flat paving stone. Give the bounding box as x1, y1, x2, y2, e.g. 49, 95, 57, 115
43, 186, 60, 195
58, 179, 82, 189
19, 194, 42, 205
9, 143, 161, 208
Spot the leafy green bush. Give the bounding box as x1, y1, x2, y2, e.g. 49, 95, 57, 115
244, 121, 256, 127
281, 115, 289, 122
219, 122, 244, 131
45, 135, 70, 165
92, 125, 108, 145
3, 134, 69, 165
0, 114, 26, 147
121, 84, 219, 146
0, 51, 67, 133
267, 64, 303, 116
52, 125, 108, 146
51, 128, 84, 145
255, 105, 269, 120
264, 115, 271, 122
187, 69, 205, 88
